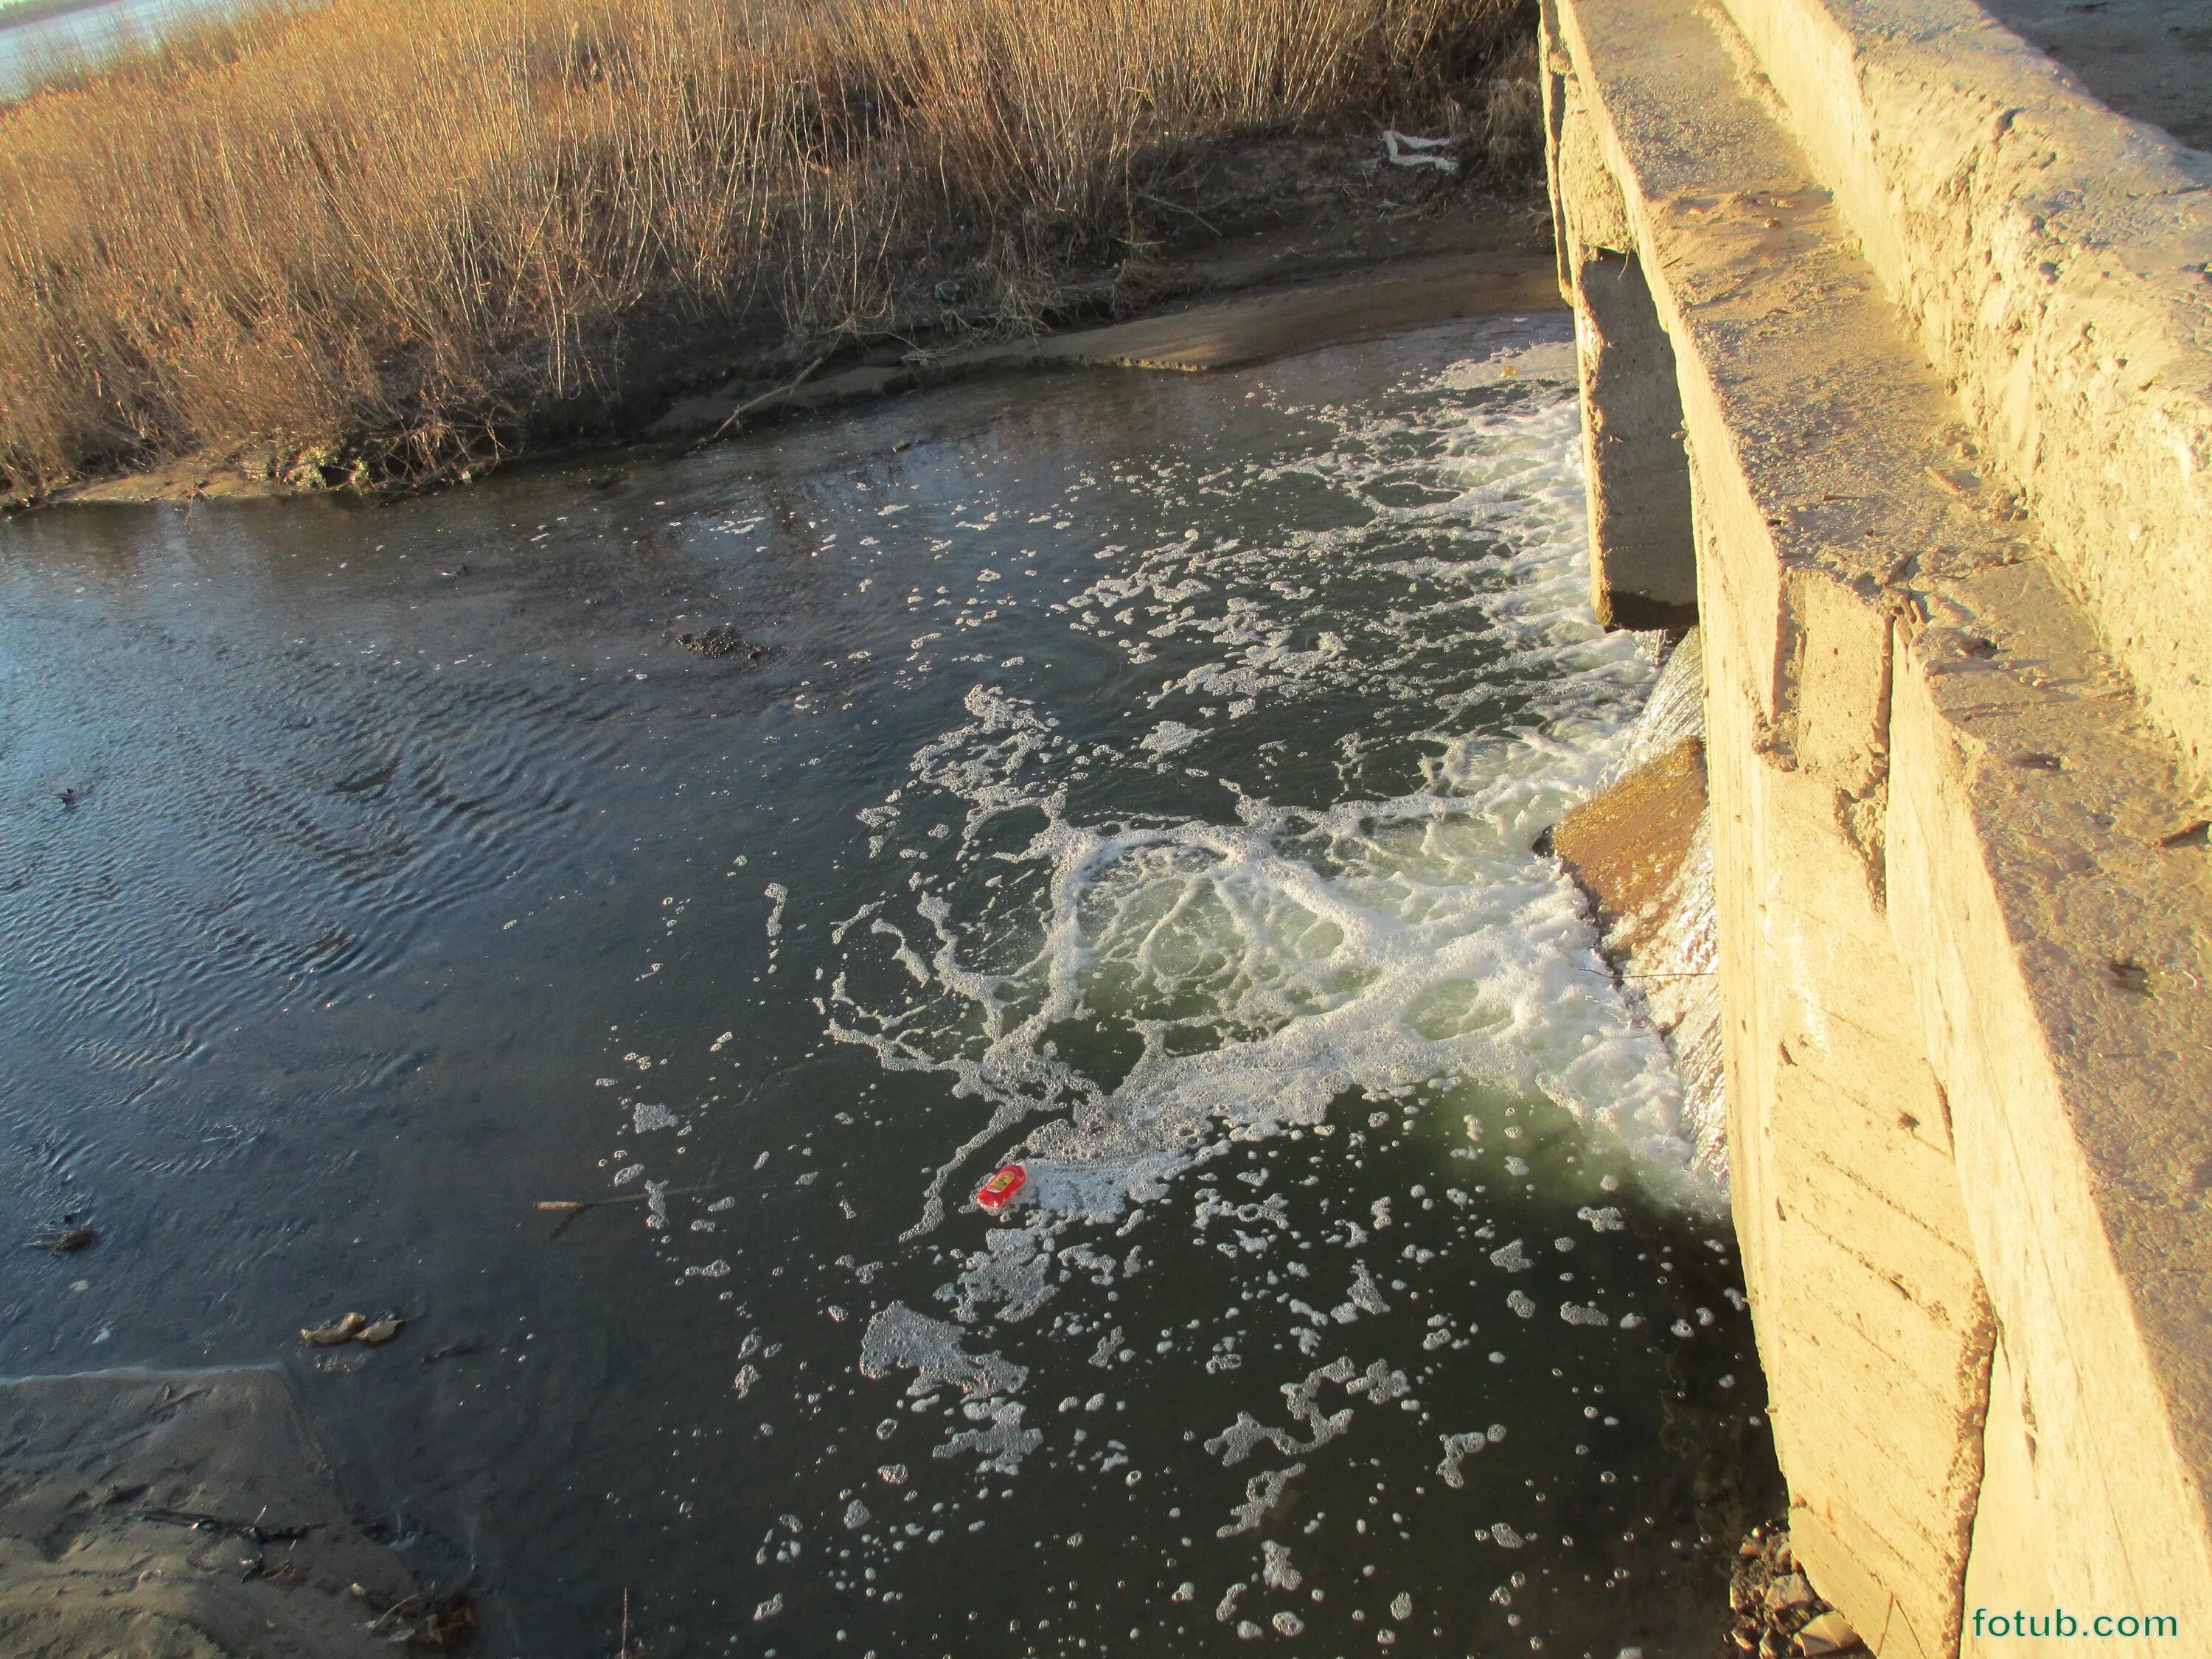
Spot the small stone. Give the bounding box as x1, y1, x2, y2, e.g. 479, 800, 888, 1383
1765, 1573, 1815, 1615
677, 625, 751, 658
1796, 1610, 1860, 1655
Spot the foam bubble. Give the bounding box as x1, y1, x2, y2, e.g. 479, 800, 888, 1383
936, 1399, 1041, 1474
858, 1303, 1026, 1399
812, 344, 1728, 1630
1436, 1430, 1486, 1488
1219, 1464, 1304, 1538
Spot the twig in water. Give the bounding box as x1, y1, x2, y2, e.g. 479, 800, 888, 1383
131, 1506, 315, 1544
535, 1180, 719, 1239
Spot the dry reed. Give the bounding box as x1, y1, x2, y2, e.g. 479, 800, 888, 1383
0, 0, 1527, 497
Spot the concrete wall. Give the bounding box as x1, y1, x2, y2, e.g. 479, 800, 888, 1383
1541, 0, 2212, 1652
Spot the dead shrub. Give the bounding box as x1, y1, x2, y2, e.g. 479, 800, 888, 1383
0, 0, 1528, 498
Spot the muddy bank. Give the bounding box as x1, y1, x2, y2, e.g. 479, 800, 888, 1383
52, 137, 1555, 508
0, 1366, 463, 1658
646, 249, 1560, 434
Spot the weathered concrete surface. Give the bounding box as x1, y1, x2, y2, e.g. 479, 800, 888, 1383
1543, 65, 1700, 629
1572, 251, 1702, 629
1545, 0, 2212, 1651
1710, 0, 2212, 792
1552, 733, 1707, 959
1552, 723, 1729, 1179
1887, 596, 2212, 1657
1980, 0, 2212, 155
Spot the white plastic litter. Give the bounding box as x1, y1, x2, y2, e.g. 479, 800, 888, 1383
1382, 130, 1460, 173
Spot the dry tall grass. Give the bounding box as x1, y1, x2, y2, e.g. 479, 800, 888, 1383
0, 0, 1526, 496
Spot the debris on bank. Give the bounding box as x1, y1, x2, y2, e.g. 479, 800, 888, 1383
1729, 1520, 1864, 1656
1382, 129, 1461, 173
301, 1310, 405, 1347
675, 624, 763, 661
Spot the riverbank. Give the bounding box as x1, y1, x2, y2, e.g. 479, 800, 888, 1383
0, 1366, 465, 1655
0, 0, 1544, 507
61, 234, 1561, 505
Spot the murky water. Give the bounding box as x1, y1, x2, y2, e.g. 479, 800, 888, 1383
0, 0, 234, 95
0, 317, 1775, 1656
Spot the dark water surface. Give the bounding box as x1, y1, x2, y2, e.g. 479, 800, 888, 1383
0, 319, 1775, 1657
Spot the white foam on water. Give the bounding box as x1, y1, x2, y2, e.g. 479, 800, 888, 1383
810, 340, 1739, 1632
858, 1303, 1025, 1400
1436, 1430, 1487, 1488
829, 363, 1716, 1232
937, 1399, 1042, 1474
1219, 1464, 1303, 1538
1206, 1411, 1296, 1466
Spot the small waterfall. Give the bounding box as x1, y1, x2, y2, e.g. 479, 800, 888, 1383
1554, 628, 1727, 1190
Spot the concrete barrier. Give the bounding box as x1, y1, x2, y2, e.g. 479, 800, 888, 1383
1540, 0, 2212, 1652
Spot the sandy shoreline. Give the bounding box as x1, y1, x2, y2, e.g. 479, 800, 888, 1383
0, 1365, 465, 1656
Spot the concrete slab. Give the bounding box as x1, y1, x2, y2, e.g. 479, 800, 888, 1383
1545, 0, 2212, 1646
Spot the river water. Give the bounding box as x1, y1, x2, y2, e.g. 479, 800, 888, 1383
0, 316, 1775, 1655
0, 0, 234, 95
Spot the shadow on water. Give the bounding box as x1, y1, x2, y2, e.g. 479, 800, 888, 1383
0, 315, 1779, 1656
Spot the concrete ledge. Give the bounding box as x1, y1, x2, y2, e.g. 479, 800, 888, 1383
1714, 0, 2212, 789
1888, 597, 2212, 1645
